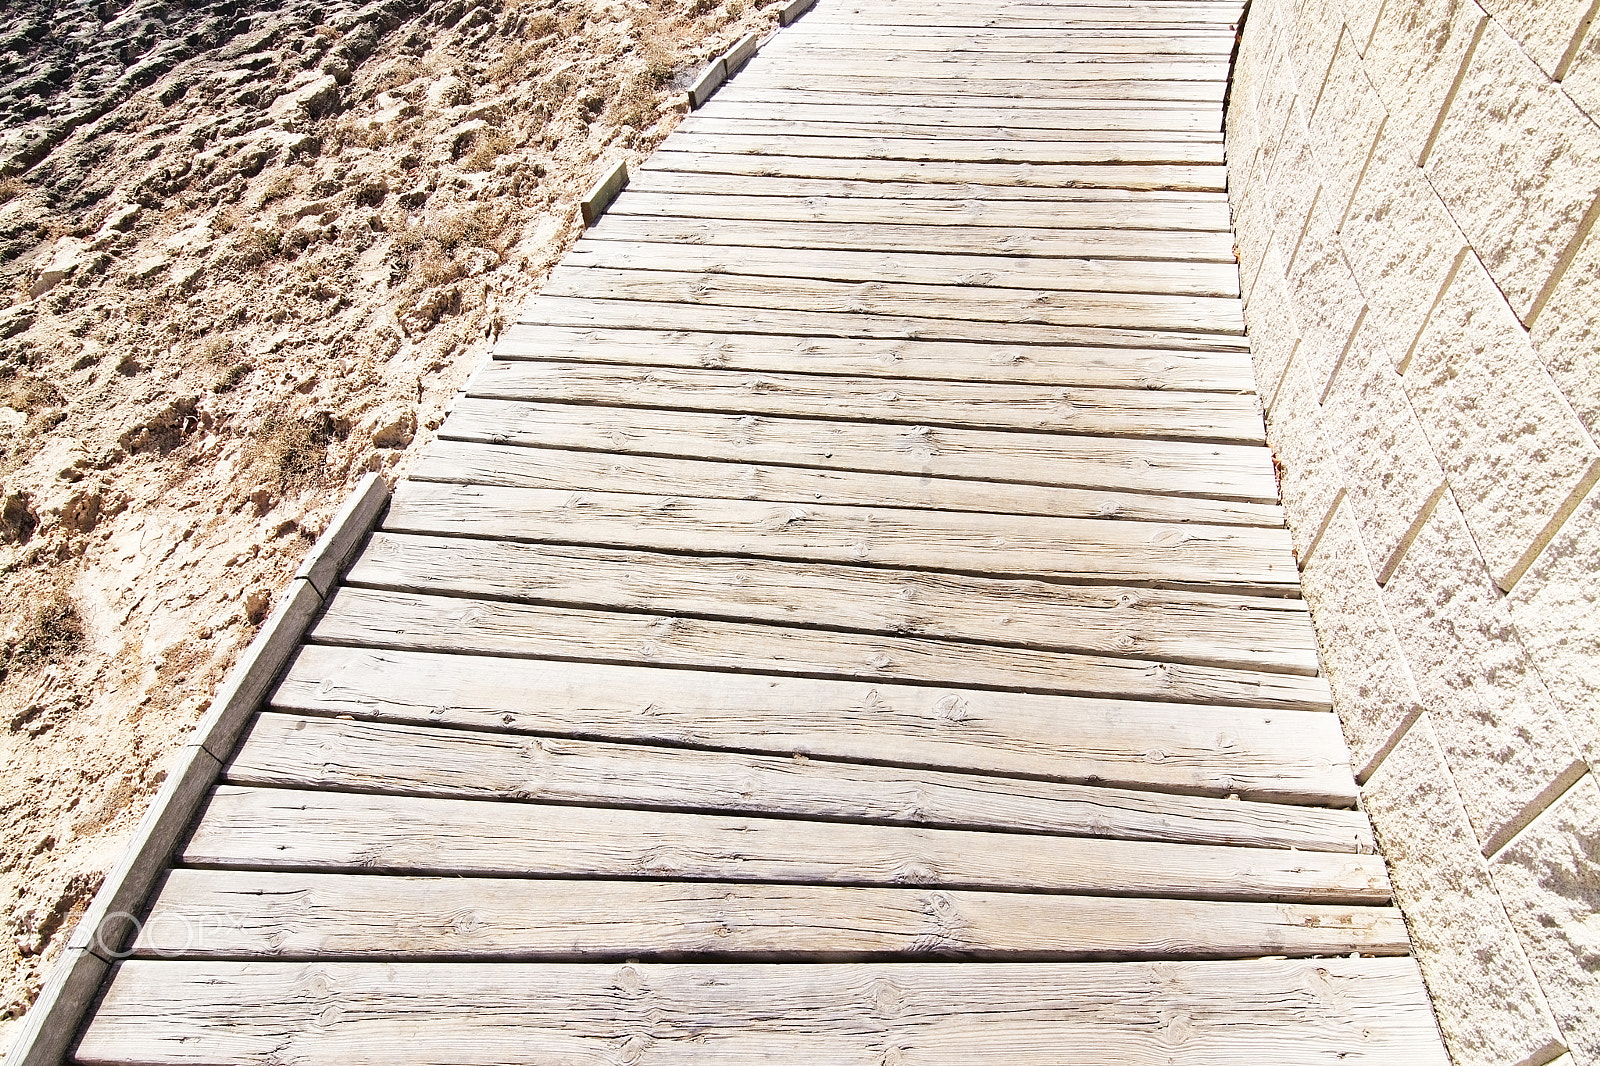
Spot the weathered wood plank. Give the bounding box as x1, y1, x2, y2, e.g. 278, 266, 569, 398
78, 958, 1449, 1066
762, 30, 1236, 56
308, 586, 1329, 709
708, 86, 1222, 113
271, 647, 1356, 802
416, 438, 1283, 527
628, 168, 1229, 204
492, 323, 1259, 391
744, 57, 1230, 82
522, 295, 1248, 355
605, 189, 1231, 230
640, 150, 1227, 191
537, 269, 1245, 336
440, 391, 1277, 517
563, 238, 1241, 298
692, 99, 1227, 132
586, 214, 1237, 264
381, 481, 1300, 589
345, 532, 1317, 672
676, 115, 1222, 145
135, 870, 1403, 961
657, 131, 1225, 164
459, 363, 1265, 442
181, 786, 1386, 901
227, 712, 1367, 850
727, 75, 1228, 101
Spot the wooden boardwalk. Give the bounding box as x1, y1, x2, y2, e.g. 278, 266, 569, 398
61, 0, 1449, 1061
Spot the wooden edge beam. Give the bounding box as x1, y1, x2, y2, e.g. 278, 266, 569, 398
579, 160, 630, 226
778, 0, 816, 25
687, 57, 727, 110
6, 475, 392, 1066
293, 472, 388, 598
721, 32, 762, 75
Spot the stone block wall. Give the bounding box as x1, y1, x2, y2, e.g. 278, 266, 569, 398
1226, 2, 1600, 1064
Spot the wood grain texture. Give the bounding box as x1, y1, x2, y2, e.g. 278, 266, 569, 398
562, 236, 1241, 297
306, 586, 1330, 709
414, 437, 1285, 527
520, 295, 1247, 352
181, 786, 1389, 901
379, 480, 1300, 589
642, 148, 1228, 189
760, 30, 1236, 56
422, 403, 1273, 499
346, 530, 1318, 672
603, 189, 1231, 231
692, 99, 1227, 131
491, 323, 1260, 391
227, 712, 1369, 851
675, 115, 1224, 144
459, 361, 1265, 441
585, 213, 1237, 264
656, 130, 1225, 163
627, 167, 1229, 202
731, 71, 1229, 100
270, 646, 1357, 803
78, 958, 1448, 1066
135, 870, 1404, 961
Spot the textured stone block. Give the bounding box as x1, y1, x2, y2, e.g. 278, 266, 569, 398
1426, 20, 1600, 319
1306, 30, 1387, 211
1232, 178, 1273, 302
1290, 0, 1347, 98
1339, 121, 1468, 367
1254, 41, 1306, 172
1265, 351, 1344, 559
1363, 0, 1486, 158
1407, 255, 1600, 589
1300, 500, 1422, 775
1363, 716, 1564, 1066
1225, 90, 1265, 199
1284, 191, 1364, 389
1477, 0, 1594, 77
1321, 324, 1447, 579
1244, 237, 1302, 403
1383, 496, 1586, 846
1266, 108, 1323, 246
1507, 481, 1600, 767
1564, 19, 1600, 123
1491, 773, 1600, 1063
1530, 219, 1600, 443
1341, 0, 1387, 52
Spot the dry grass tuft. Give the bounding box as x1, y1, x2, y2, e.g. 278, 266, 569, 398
3, 590, 85, 682
246, 410, 335, 494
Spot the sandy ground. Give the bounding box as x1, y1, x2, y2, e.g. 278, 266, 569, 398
0, 0, 780, 1042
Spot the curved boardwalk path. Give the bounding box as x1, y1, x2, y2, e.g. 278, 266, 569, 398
68, 0, 1450, 1061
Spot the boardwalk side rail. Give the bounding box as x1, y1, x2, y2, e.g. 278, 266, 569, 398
5, 474, 390, 1066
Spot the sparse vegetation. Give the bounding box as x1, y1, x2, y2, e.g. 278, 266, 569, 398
2, 590, 85, 682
